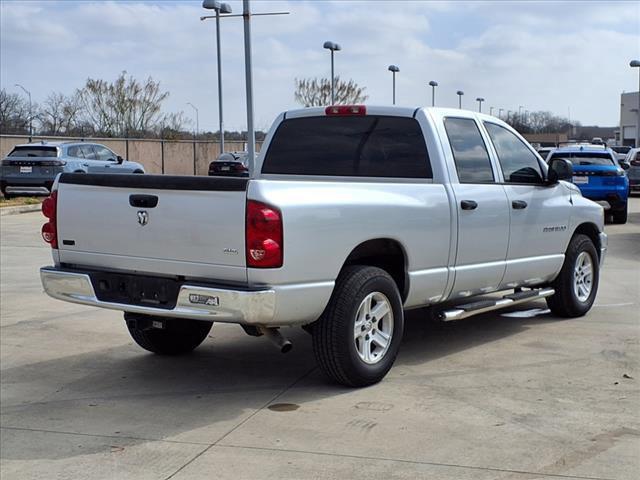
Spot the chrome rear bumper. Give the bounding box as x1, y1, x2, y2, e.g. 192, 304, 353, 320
40, 267, 275, 325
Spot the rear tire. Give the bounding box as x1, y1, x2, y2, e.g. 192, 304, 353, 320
125, 313, 212, 355
546, 234, 599, 318
611, 203, 628, 224
312, 266, 404, 387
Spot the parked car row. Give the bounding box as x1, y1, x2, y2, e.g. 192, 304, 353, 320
0, 141, 145, 198
536, 144, 630, 224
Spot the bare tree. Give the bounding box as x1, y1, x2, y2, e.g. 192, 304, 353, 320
38, 91, 84, 135
78, 71, 177, 137
294, 76, 368, 107
0, 88, 30, 134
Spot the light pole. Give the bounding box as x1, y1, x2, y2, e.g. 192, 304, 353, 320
187, 102, 199, 138
476, 97, 484, 113
202, 0, 232, 153
631, 60, 640, 147
489, 106, 494, 116
15, 83, 32, 141
388, 65, 399, 105
456, 90, 464, 109
499, 108, 504, 118
518, 105, 523, 121
323, 41, 341, 105
428, 80, 438, 107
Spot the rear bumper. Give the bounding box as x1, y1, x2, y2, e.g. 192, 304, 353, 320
40, 267, 277, 325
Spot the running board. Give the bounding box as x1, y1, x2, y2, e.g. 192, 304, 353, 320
438, 288, 555, 322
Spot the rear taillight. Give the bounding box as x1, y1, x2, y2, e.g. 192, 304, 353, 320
631, 159, 640, 167
41, 190, 58, 249
325, 105, 366, 116
234, 163, 248, 173
246, 200, 283, 268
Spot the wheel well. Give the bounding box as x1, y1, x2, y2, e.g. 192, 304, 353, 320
573, 223, 601, 259
133, 169, 144, 174
342, 239, 408, 301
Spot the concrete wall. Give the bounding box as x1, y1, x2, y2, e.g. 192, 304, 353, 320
0, 135, 260, 175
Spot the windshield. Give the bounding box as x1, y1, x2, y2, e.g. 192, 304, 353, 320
548, 151, 615, 166
8, 146, 58, 158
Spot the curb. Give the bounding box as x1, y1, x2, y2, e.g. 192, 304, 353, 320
0, 204, 42, 216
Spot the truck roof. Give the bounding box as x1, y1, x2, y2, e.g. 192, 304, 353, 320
283, 105, 505, 122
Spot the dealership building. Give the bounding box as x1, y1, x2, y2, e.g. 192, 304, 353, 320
619, 91, 639, 147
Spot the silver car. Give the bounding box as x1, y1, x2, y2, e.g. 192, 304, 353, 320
625, 147, 640, 193
0, 141, 145, 198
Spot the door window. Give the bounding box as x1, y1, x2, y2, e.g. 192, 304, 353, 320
484, 122, 544, 184
443, 117, 494, 183
93, 145, 116, 161
79, 145, 98, 160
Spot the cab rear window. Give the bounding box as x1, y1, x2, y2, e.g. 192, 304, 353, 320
262, 116, 432, 178
8, 146, 58, 158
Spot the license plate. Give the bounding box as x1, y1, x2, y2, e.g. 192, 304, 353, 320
220, 166, 230, 171
573, 176, 588, 184
20, 166, 32, 173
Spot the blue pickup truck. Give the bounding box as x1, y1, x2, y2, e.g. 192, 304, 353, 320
547, 145, 629, 224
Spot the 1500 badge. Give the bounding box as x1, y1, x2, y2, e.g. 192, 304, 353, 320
543, 225, 567, 232
188, 294, 220, 306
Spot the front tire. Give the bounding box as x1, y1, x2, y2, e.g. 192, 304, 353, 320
125, 313, 212, 355
546, 234, 599, 317
312, 266, 404, 387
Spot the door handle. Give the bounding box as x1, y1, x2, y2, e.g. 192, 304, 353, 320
512, 200, 528, 209
82, 163, 89, 167
129, 194, 159, 208
460, 200, 478, 210
105, 165, 111, 168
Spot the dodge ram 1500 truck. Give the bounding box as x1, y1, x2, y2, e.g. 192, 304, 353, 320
40, 106, 607, 387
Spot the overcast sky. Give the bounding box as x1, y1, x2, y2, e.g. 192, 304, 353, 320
1, 0, 639, 132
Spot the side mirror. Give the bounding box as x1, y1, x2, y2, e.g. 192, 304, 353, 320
547, 158, 573, 185
116, 155, 124, 164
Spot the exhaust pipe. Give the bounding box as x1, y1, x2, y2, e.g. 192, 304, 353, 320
258, 327, 292, 354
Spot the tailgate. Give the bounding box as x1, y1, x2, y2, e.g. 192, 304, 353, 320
56, 173, 248, 283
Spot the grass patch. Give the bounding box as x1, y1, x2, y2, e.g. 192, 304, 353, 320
0, 197, 43, 208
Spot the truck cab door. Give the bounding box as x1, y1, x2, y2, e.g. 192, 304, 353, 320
481, 121, 569, 287
442, 117, 510, 299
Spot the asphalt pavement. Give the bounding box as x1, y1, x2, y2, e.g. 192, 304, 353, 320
1, 198, 639, 480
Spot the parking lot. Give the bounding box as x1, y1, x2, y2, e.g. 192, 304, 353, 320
0, 199, 638, 480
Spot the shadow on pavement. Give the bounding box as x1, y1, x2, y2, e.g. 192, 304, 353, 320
0, 300, 565, 461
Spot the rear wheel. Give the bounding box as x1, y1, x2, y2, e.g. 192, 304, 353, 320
611, 203, 628, 224
125, 313, 212, 355
312, 266, 404, 387
546, 234, 599, 317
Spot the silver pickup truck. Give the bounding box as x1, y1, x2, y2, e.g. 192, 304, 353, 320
40, 106, 606, 387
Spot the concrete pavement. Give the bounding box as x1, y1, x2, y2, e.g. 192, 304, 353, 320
1, 199, 639, 479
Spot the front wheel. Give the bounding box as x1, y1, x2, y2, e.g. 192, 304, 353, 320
312, 266, 404, 387
546, 234, 599, 317
125, 313, 212, 355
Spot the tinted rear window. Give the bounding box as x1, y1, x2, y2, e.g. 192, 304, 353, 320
262, 116, 432, 178
8, 146, 58, 158
548, 152, 615, 166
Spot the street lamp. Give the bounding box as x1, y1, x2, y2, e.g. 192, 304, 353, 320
476, 97, 484, 113
323, 41, 341, 105
186, 102, 199, 138
519, 105, 523, 119
630, 60, 640, 147
388, 65, 399, 105
456, 90, 464, 109
489, 106, 494, 116
202, 0, 232, 153
428, 80, 438, 107
499, 108, 504, 118
14, 83, 32, 141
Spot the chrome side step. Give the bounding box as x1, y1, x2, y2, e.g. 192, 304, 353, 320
438, 288, 555, 322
